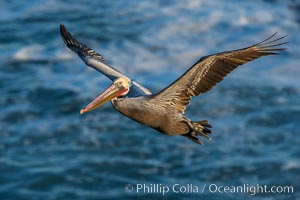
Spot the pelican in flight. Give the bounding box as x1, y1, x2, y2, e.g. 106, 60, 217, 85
60, 24, 286, 144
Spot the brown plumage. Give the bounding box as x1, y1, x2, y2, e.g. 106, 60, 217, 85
155, 33, 287, 114
60, 25, 287, 145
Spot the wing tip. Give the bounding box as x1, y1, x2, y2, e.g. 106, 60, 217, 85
254, 32, 288, 55
59, 24, 81, 50
257, 32, 288, 46
59, 24, 107, 64
59, 24, 67, 44
59, 24, 68, 40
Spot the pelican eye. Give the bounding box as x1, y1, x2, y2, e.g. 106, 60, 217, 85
116, 82, 122, 86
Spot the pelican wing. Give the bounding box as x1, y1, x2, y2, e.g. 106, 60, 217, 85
60, 24, 151, 96
154, 33, 287, 113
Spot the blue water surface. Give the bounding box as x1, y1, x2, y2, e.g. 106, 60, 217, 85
0, 0, 299, 199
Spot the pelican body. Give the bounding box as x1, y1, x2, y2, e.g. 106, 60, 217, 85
113, 95, 190, 135
60, 24, 286, 144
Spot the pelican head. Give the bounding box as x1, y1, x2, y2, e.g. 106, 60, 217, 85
80, 77, 130, 114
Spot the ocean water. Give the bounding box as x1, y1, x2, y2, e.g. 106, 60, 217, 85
0, 0, 299, 199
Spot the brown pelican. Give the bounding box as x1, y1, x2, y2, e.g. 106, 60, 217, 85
60, 24, 286, 144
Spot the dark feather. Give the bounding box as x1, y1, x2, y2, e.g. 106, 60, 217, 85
60, 24, 152, 96
60, 24, 106, 63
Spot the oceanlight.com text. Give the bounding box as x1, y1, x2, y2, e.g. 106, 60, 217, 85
124, 183, 294, 196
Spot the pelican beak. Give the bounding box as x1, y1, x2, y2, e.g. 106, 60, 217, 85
80, 83, 126, 114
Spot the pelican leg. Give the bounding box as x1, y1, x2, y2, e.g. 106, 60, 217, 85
196, 120, 212, 129
185, 120, 212, 139
181, 119, 212, 144
191, 121, 212, 140
182, 132, 204, 145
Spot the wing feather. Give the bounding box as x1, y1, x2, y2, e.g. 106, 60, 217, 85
60, 24, 152, 96
154, 33, 287, 113
60, 24, 124, 80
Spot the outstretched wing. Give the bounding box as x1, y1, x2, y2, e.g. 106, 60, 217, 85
60, 24, 152, 96
153, 33, 287, 113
